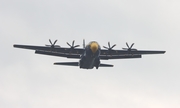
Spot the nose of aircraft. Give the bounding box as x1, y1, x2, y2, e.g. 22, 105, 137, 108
90, 42, 99, 53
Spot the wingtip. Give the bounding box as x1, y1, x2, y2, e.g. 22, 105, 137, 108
13, 44, 17, 48
13, 44, 21, 48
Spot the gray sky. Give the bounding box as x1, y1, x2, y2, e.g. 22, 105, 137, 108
0, 0, 180, 108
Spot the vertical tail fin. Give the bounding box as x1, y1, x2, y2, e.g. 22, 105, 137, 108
83, 39, 85, 49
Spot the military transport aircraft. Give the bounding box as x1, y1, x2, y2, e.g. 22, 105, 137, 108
13, 39, 165, 69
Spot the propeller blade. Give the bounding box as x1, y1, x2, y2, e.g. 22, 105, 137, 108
130, 43, 134, 48
45, 45, 52, 47
74, 45, 80, 48
126, 42, 129, 48
111, 44, 116, 49
131, 48, 137, 51
108, 42, 110, 48
53, 40, 57, 45
72, 40, 75, 46
122, 48, 128, 50
49, 39, 53, 45
67, 42, 71, 47
54, 45, 60, 48
103, 46, 109, 49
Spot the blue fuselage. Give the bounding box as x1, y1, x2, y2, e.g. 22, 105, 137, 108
79, 41, 101, 69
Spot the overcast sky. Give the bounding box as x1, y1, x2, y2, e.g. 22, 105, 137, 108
0, 0, 180, 108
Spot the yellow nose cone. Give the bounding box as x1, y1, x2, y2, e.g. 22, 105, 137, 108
90, 43, 98, 53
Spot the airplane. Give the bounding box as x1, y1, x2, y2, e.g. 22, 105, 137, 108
13, 39, 165, 69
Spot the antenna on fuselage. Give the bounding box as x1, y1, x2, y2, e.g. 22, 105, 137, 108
83, 39, 85, 49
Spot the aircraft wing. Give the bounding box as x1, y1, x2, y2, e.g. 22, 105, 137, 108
100, 49, 165, 56
14, 44, 165, 59
54, 62, 113, 67
35, 50, 81, 59
13, 44, 84, 55
100, 55, 142, 60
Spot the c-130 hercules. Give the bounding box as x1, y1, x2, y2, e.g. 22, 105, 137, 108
14, 39, 165, 69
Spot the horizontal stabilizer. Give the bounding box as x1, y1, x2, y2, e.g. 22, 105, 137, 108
54, 62, 113, 67
99, 63, 113, 67
54, 62, 79, 66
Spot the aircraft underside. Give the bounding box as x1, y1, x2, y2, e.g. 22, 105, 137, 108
79, 56, 98, 69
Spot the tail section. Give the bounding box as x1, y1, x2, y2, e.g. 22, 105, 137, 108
54, 62, 113, 68
83, 39, 85, 49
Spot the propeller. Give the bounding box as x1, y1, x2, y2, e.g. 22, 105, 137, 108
103, 42, 116, 55
122, 42, 137, 51
67, 40, 80, 49
45, 39, 60, 48
103, 42, 116, 50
